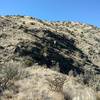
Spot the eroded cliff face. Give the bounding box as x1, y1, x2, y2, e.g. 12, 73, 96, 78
0, 16, 100, 100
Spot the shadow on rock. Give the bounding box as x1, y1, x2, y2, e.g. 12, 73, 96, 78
14, 29, 88, 75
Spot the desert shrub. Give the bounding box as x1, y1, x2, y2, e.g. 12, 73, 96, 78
30, 22, 35, 25
18, 24, 24, 29
0, 34, 7, 39
47, 74, 66, 92
77, 69, 100, 91
80, 33, 84, 38
0, 62, 28, 94
0, 66, 18, 93
63, 77, 96, 100
24, 59, 33, 67
64, 94, 72, 100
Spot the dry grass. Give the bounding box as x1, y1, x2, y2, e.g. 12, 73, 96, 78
0, 61, 29, 98
0, 66, 96, 100
63, 76, 96, 100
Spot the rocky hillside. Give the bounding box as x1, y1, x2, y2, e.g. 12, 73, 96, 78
0, 16, 100, 100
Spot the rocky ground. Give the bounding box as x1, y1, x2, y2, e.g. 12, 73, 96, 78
0, 16, 100, 100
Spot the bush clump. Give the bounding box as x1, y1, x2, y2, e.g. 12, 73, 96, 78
0, 62, 28, 94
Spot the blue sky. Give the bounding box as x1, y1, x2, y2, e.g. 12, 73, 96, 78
0, 0, 100, 27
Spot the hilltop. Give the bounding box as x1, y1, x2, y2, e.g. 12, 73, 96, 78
0, 16, 100, 100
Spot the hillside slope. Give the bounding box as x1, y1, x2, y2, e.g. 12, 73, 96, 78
0, 16, 100, 100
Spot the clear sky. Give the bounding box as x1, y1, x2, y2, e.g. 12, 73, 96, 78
0, 0, 100, 27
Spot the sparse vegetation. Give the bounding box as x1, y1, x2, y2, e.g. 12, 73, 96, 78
24, 59, 33, 67
77, 69, 100, 91
0, 62, 28, 95
47, 74, 66, 92
0, 16, 99, 99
